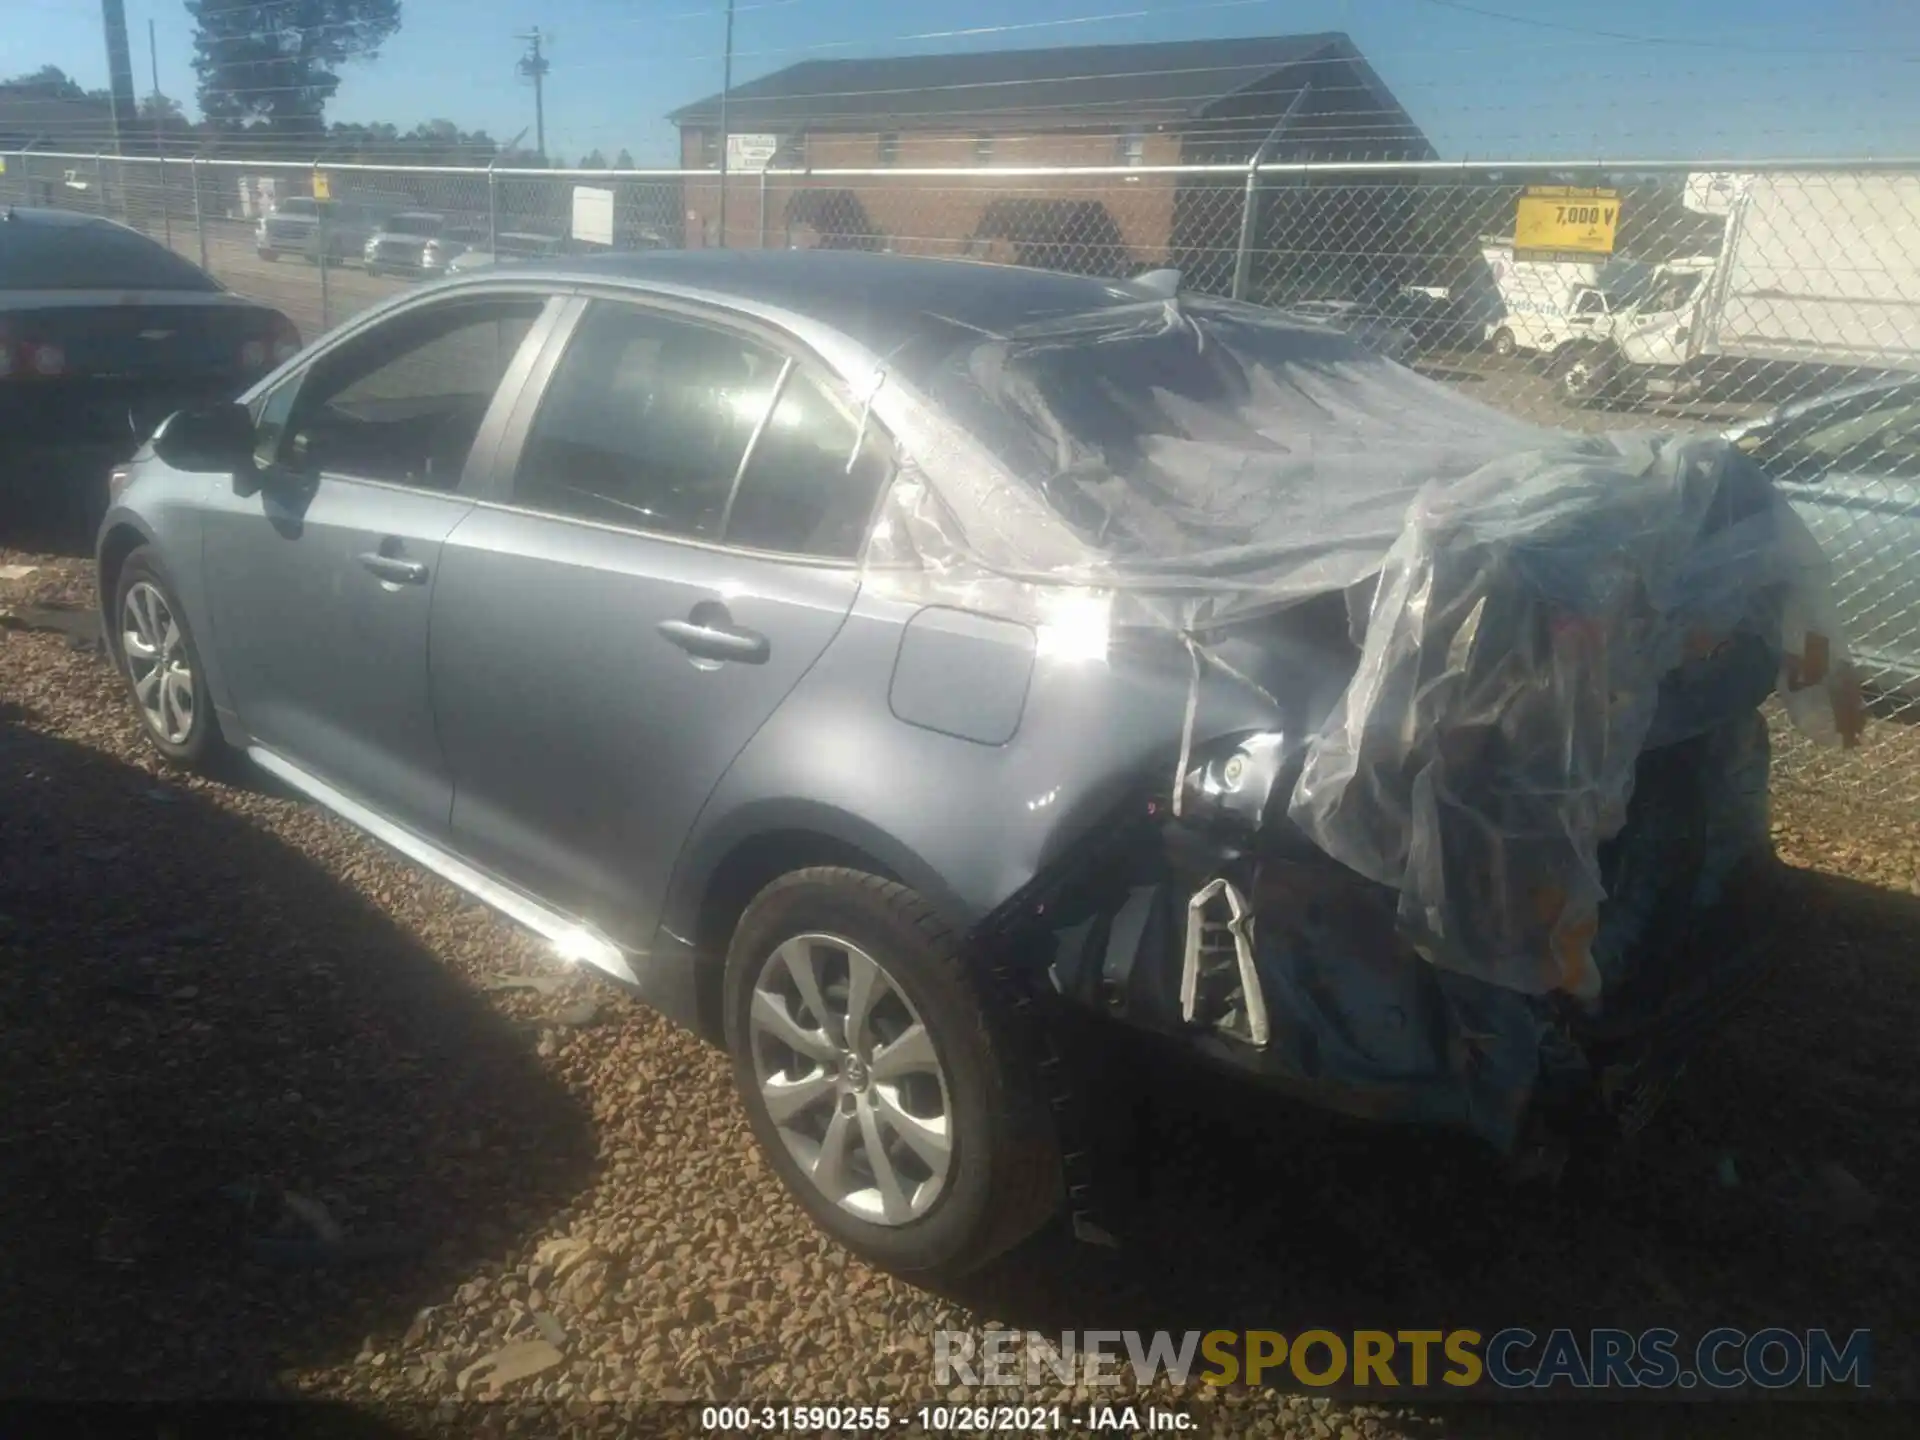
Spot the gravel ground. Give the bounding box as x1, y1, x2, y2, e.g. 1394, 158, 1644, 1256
2, 537, 1913, 1438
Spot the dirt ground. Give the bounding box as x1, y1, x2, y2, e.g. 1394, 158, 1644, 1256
2, 533, 1912, 1438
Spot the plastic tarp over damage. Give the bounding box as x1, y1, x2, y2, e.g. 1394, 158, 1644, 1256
867, 296, 1860, 998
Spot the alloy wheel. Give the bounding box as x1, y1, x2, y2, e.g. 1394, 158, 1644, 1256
747, 933, 954, 1226
122, 580, 195, 746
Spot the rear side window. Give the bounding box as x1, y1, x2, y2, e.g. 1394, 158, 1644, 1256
726, 369, 890, 558
0, 218, 218, 292
515, 301, 888, 557
513, 303, 783, 540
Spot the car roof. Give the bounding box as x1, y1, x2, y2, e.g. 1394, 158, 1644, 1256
442, 249, 1153, 373
1, 205, 123, 229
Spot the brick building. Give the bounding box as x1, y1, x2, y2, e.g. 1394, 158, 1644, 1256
667, 32, 1434, 287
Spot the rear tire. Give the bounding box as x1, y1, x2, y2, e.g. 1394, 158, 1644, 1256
256, 249, 279, 262
111, 546, 229, 775
723, 868, 1062, 1279
1491, 327, 1518, 359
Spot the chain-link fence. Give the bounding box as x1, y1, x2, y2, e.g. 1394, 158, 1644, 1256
8, 149, 1919, 809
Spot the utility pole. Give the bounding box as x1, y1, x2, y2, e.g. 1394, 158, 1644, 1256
149, 17, 171, 246
516, 28, 550, 164
716, 0, 735, 246
98, 0, 139, 154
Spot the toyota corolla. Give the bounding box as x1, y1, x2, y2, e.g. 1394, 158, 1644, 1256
95, 250, 1859, 1278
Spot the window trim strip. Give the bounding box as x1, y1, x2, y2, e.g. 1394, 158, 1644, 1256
717, 355, 795, 542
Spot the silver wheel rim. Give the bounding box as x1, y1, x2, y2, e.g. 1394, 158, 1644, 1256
122, 580, 195, 746
1565, 360, 1594, 396
747, 933, 954, 1226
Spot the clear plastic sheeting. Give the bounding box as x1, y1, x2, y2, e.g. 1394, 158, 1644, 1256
1289, 433, 1854, 997
865, 294, 1860, 998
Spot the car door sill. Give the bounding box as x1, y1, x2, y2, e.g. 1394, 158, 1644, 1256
245, 745, 641, 986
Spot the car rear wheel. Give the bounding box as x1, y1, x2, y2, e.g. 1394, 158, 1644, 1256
723, 868, 1062, 1279
1491, 327, 1518, 359
113, 548, 226, 773
257, 248, 278, 262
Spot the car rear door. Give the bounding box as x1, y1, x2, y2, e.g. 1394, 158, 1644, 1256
200, 289, 566, 837
429, 294, 894, 952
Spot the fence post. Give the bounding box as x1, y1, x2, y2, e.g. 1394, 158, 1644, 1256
487, 158, 499, 256
1232, 86, 1311, 303
314, 157, 331, 331
758, 170, 769, 249
94, 153, 107, 218
191, 154, 208, 270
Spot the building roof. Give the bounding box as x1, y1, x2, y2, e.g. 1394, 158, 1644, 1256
668, 32, 1383, 132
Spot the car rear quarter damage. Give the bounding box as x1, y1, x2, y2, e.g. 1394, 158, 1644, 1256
683, 289, 1865, 1162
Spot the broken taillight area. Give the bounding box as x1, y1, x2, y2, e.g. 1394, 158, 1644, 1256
1012, 710, 1779, 1156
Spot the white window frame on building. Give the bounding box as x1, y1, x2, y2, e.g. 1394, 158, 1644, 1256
1118, 131, 1146, 167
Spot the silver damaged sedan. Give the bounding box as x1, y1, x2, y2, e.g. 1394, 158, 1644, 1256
97, 250, 1840, 1277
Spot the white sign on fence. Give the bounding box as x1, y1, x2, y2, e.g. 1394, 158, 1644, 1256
1684, 172, 1752, 216
571, 185, 615, 246
726, 134, 780, 173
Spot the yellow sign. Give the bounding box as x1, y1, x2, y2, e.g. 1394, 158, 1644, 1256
0, 157, 8, 174
312, 172, 331, 200
1515, 186, 1619, 257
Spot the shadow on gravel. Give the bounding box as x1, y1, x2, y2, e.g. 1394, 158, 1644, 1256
951, 864, 1917, 1412
0, 451, 109, 560
0, 706, 599, 1399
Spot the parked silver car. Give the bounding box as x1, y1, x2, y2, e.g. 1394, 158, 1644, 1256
255, 197, 395, 263
1729, 377, 1920, 693
363, 212, 482, 278
96, 251, 1840, 1277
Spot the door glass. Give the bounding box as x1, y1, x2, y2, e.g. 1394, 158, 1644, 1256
280, 299, 543, 489
725, 369, 891, 558
513, 302, 784, 538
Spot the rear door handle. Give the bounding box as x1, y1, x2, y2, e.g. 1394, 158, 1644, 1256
357, 552, 429, 585
657, 618, 770, 664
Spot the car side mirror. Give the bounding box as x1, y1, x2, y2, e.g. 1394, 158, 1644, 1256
151, 402, 257, 473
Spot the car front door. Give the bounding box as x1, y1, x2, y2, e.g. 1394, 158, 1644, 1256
200, 290, 564, 836
429, 295, 894, 951
1750, 388, 1920, 688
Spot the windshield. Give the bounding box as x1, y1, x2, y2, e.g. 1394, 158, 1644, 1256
0, 219, 220, 292
385, 215, 443, 237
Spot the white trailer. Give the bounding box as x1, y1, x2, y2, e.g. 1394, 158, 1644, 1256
1545, 172, 1920, 404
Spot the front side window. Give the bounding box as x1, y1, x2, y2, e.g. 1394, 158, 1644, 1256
276, 298, 544, 489
514, 303, 784, 538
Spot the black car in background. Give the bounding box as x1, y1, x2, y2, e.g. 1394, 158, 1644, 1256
1, 206, 300, 517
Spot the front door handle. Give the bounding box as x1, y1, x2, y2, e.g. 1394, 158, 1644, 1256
357, 552, 429, 585
657, 618, 770, 665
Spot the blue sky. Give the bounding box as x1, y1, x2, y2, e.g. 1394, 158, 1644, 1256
7, 0, 1919, 165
